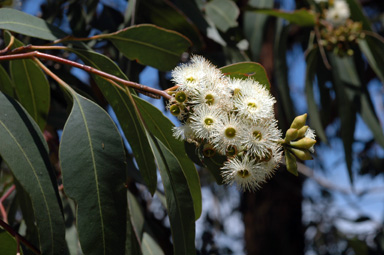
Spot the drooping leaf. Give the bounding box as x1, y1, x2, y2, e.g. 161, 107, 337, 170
102, 24, 191, 71
205, 0, 239, 32
0, 8, 67, 40
243, 0, 273, 61
305, 49, 327, 143
142, 233, 165, 255
134, 96, 202, 220
139, 0, 204, 49
329, 54, 356, 184
6, 33, 50, 131
173, 0, 210, 34
0, 64, 14, 97
0, 92, 68, 255
358, 38, 384, 84
345, 0, 372, 30
60, 92, 127, 255
220, 62, 271, 90
0, 230, 18, 255
126, 191, 143, 255
249, 8, 316, 27
71, 48, 157, 194
148, 136, 195, 255
274, 20, 295, 130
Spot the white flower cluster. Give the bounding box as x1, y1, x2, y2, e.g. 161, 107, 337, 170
168, 56, 283, 191
325, 0, 351, 27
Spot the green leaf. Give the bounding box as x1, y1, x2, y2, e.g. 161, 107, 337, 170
71, 48, 157, 194
59, 92, 127, 255
102, 24, 191, 71
345, 0, 372, 31
249, 8, 316, 27
0, 92, 68, 255
6, 34, 50, 131
202, 154, 226, 185
0, 231, 18, 255
0, 8, 67, 40
205, 0, 239, 32
329, 54, 356, 184
220, 62, 271, 90
134, 96, 202, 220
139, 0, 204, 49
274, 20, 295, 130
148, 136, 195, 255
126, 191, 143, 255
305, 49, 327, 143
0, 64, 14, 97
358, 38, 384, 84
142, 233, 164, 255
243, 0, 273, 61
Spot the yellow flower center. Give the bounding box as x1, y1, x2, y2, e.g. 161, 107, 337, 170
237, 169, 250, 178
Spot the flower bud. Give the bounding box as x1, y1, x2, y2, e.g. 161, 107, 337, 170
203, 143, 216, 158
169, 104, 181, 116
296, 125, 309, 139
285, 128, 298, 142
175, 91, 187, 103
285, 149, 298, 176
289, 148, 313, 161
290, 137, 316, 150
290, 113, 307, 129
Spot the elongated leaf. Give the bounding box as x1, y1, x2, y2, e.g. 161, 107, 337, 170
72, 48, 157, 194
0, 92, 68, 255
274, 20, 295, 130
142, 233, 164, 255
345, 0, 372, 30
173, 0, 210, 34
139, 0, 204, 49
148, 136, 195, 255
305, 49, 327, 143
329, 54, 356, 184
126, 191, 143, 255
220, 62, 271, 90
102, 24, 191, 71
243, 0, 273, 61
0, 64, 14, 97
6, 34, 50, 131
205, 0, 239, 32
60, 92, 127, 255
134, 96, 202, 219
0, 231, 18, 255
0, 8, 67, 40
249, 8, 315, 27
358, 38, 384, 84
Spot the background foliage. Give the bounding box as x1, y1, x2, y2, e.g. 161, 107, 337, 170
0, 0, 384, 254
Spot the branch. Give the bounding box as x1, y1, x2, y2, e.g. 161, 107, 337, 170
0, 51, 172, 100
0, 185, 16, 223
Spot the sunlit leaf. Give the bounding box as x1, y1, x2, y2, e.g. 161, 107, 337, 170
148, 136, 195, 255
134, 96, 202, 219
205, 0, 239, 32
0, 8, 67, 40
102, 24, 191, 71
142, 233, 164, 255
249, 8, 316, 27
60, 92, 127, 255
72, 48, 157, 194
0, 92, 68, 255
220, 62, 271, 90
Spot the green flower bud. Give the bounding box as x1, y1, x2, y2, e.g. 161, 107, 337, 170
175, 91, 187, 103
296, 125, 309, 139
290, 137, 316, 150
290, 113, 307, 129
285, 149, 298, 176
285, 128, 299, 142
289, 148, 313, 161
203, 144, 216, 158
169, 104, 181, 116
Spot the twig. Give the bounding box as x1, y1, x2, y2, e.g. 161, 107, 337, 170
0, 218, 41, 254
314, 24, 332, 70
0, 51, 171, 100
0, 185, 16, 223
0, 35, 14, 54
